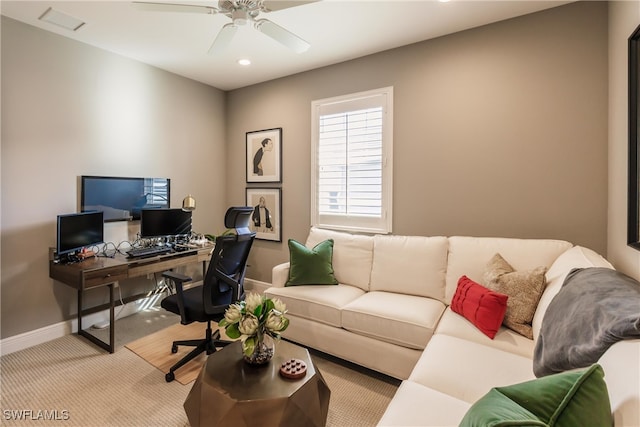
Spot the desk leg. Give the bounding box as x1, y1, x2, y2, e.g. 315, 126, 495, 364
77, 284, 116, 353
109, 283, 115, 351
77, 289, 83, 334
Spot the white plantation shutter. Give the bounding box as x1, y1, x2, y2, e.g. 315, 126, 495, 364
318, 108, 382, 216
311, 87, 393, 233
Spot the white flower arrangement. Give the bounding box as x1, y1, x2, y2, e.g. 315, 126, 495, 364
219, 292, 289, 357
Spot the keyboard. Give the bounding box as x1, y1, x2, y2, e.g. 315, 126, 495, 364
126, 246, 172, 259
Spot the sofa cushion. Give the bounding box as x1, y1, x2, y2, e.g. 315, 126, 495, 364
341, 291, 446, 350
378, 381, 471, 427
445, 236, 572, 304
450, 276, 508, 339
532, 245, 613, 341
597, 340, 640, 427
435, 308, 535, 358
369, 235, 448, 301
483, 253, 547, 339
409, 334, 535, 403
305, 227, 374, 291
286, 239, 338, 286
265, 284, 364, 327
460, 364, 611, 427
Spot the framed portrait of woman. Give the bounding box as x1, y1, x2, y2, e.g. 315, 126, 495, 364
246, 188, 282, 242
246, 128, 282, 183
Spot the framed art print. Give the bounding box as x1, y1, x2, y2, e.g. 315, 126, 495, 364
246, 188, 281, 242
246, 128, 282, 183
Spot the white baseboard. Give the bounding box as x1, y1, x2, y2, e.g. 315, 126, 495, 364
0, 299, 150, 356
1, 320, 72, 356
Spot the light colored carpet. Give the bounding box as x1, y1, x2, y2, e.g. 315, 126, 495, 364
1, 333, 191, 427
1, 311, 400, 426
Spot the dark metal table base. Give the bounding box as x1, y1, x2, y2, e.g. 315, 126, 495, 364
184, 340, 331, 427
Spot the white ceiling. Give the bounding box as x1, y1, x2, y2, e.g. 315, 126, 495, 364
1, 0, 572, 91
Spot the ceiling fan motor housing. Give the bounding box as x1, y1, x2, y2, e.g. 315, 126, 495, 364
220, 0, 262, 25
220, 1, 262, 12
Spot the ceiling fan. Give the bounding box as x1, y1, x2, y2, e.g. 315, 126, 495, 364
132, 0, 313, 55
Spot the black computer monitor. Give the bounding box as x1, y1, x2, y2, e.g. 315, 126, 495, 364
140, 209, 192, 238
56, 211, 104, 257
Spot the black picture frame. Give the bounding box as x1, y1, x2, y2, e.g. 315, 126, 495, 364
628, 24, 640, 250
246, 128, 282, 183
246, 187, 282, 242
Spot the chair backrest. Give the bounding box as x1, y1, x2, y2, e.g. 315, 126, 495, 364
203, 207, 256, 314
224, 206, 253, 240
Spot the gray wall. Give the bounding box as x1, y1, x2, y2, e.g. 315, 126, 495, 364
227, 1, 609, 282
1, 16, 227, 339
3, 0, 631, 342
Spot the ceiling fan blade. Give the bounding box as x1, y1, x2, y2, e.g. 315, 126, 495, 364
261, 0, 318, 13
132, 1, 218, 15
255, 19, 309, 53
208, 23, 238, 54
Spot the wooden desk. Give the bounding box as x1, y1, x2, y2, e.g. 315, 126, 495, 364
49, 246, 213, 353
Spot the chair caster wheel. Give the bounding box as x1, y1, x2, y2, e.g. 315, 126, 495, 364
165, 372, 175, 382
171, 345, 178, 353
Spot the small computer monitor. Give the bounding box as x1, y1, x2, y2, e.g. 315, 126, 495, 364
56, 211, 104, 257
140, 209, 192, 238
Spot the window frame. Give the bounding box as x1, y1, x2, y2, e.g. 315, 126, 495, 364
311, 86, 393, 234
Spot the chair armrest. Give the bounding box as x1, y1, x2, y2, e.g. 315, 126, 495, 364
271, 262, 290, 288
162, 271, 192, 284
162, 271, 193, 324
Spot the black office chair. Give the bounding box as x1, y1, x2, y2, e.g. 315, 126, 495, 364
160, 206, 256, 382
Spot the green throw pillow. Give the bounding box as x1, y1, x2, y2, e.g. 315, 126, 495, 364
460, 364, 611, 427
286, 239, 338, 286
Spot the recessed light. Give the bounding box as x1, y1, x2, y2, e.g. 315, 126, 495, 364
237, 59, 251, 66
38, 7, 85, 31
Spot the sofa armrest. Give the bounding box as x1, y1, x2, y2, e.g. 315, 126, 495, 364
271, 262, 290, 288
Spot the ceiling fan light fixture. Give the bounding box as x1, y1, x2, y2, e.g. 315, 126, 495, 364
231, 9, 250, 26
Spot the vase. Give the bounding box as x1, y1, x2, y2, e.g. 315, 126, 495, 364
243, 334, 275, 365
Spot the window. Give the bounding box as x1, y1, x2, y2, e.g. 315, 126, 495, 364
311, 87, 393, 234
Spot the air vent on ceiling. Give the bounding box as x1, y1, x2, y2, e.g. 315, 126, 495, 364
38, 7, 85, 32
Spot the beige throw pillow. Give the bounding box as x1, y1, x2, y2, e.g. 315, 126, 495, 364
483, 253, 547, 339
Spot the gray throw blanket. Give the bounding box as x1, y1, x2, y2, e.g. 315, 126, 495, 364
533, 267, 640, 377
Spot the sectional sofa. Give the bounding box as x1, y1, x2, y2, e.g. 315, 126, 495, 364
265, 227, 640, 426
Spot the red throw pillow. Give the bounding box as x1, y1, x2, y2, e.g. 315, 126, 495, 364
451, 275, 508, 339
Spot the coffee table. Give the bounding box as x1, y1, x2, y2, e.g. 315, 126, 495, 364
184, 340, 331, 427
